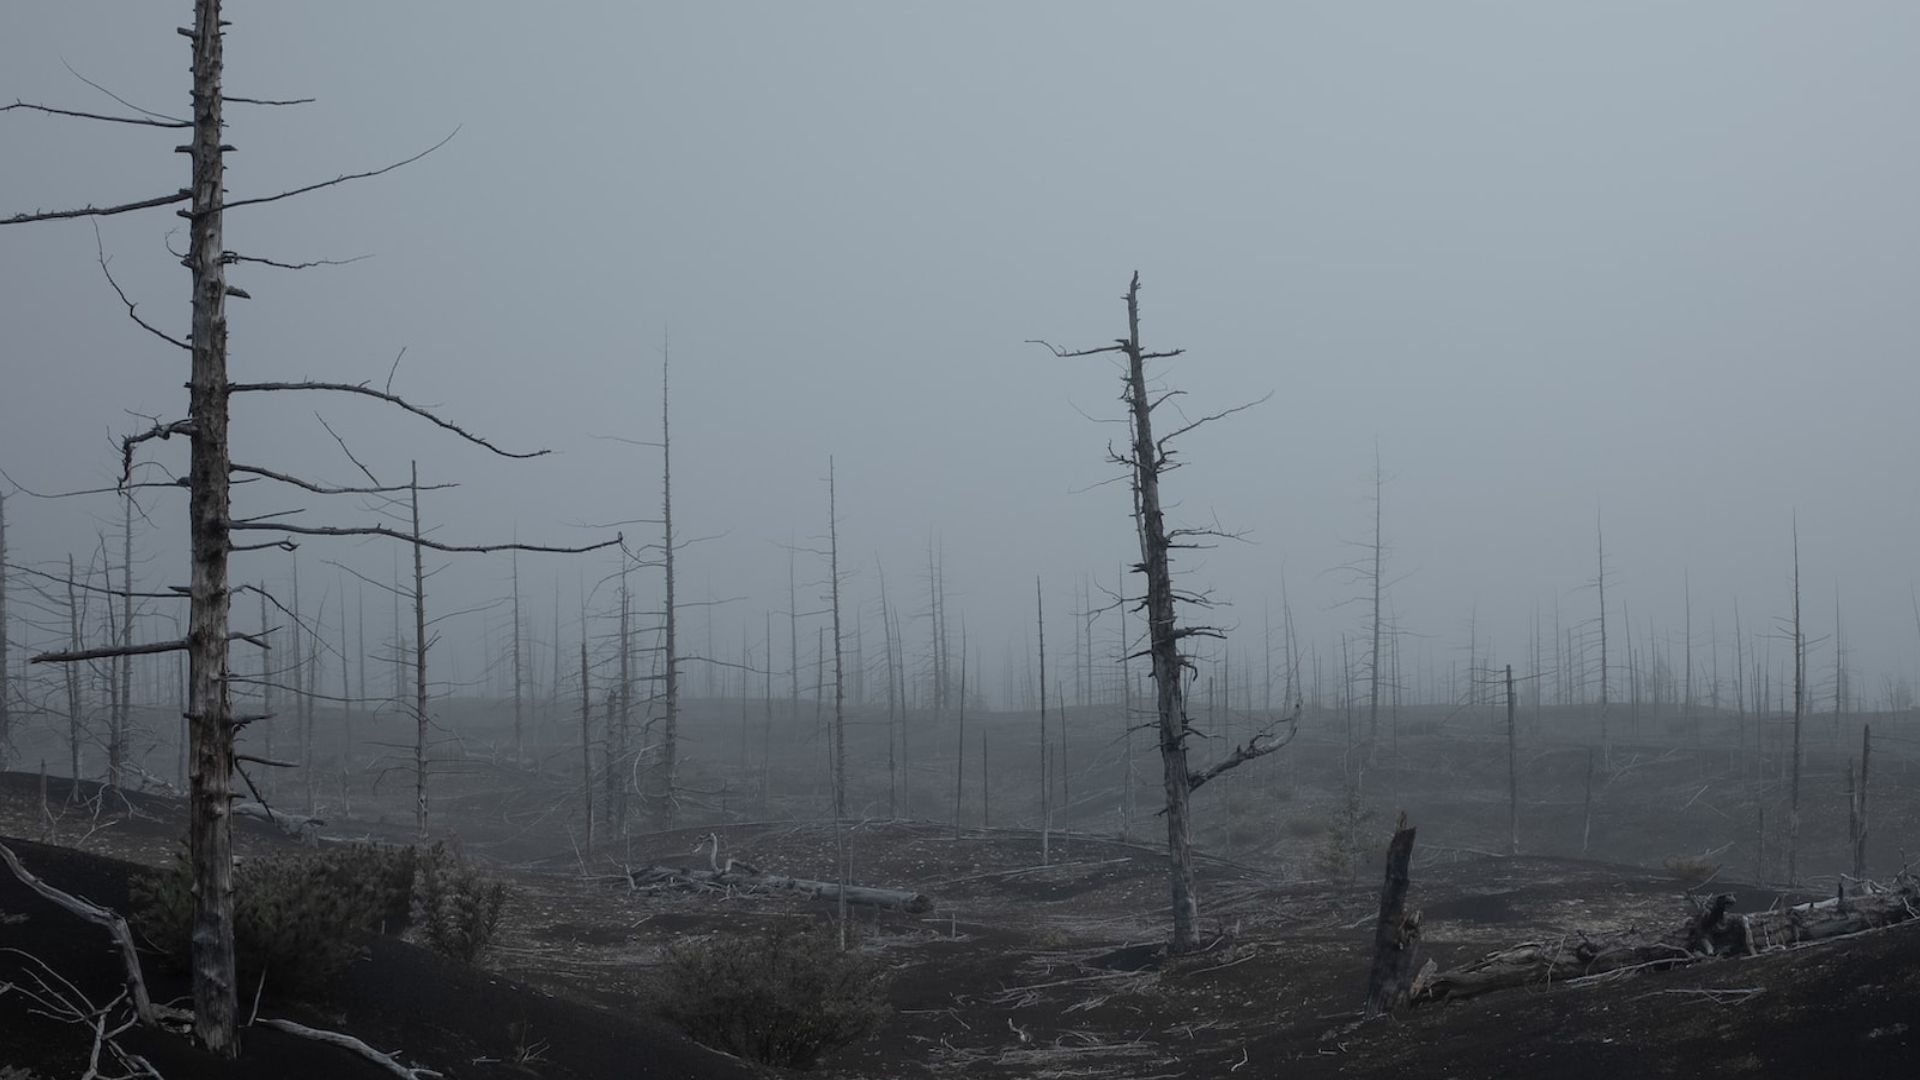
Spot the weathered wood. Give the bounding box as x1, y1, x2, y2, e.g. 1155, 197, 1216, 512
628, 863, 933, 913
0, 840, 187, 1027
1416, 876, 1920, 1003
1364, 814, 1420, 1017
185, 0, 241, 1052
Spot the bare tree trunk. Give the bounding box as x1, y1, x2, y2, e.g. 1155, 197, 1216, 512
879, 563, 897, 819
184, 1, 240, 1046
1596, 518, 1610, 760
511, 551, 523, 764
613, 563, 631, 835
827, 460, 849, 948
1506, 664, 1519, 856
1037, 578, 1050, 866
658, 350, 680, 827
1788, 522, 1804, 886
111, 490, 133, 790
1368, 448, 1383, 745
579, 627, 593, 859
411, 461, 430, 837
0, 490, 9, 773
1364, 813, 1419, 1017
338, 596, 351, 804
1850, 724, 1870, 878
954, 624, 967, 840
64, 555, 85, 784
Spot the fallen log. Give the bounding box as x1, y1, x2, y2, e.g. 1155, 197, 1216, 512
1415, 874, 1920, 1003
627, 864, 933, 913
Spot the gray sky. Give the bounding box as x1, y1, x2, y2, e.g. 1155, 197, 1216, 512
5, 3, 1919, 706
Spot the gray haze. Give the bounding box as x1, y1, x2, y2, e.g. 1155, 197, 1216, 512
5, 3, 1919, 705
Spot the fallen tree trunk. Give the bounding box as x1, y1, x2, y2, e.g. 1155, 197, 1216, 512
1416, 874, 1920, 1003
627, 863, 933, 913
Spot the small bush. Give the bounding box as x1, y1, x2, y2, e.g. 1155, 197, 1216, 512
658, 923, 891, 1068
133, 843, 414, 995
409, 842, 509, 964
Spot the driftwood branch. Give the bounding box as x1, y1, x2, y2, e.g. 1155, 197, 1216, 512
256, 1017, 442, 1079
0, 840, 188, 1027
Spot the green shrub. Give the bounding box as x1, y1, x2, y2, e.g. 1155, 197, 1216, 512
409, 842, 509, 964
133, 843, 414, 995
657, 923, 891, 1068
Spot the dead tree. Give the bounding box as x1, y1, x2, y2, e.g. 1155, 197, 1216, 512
511, 550, 524, 763
1037, 577, 1051, 866
1787, 521, 1805, 886
1364, 813, 1420, 1017
1506, 664, 1519, 856
4, 7, 617, 1044
579, 627, 594, 859
0, 488, 9, 771
826, 459, 850, 946
954, 623, 967, 839
1035, 273, 1291, 953
1848, 724, 1870, 878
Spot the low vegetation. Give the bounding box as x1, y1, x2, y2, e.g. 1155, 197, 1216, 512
656, 921, 892, 1068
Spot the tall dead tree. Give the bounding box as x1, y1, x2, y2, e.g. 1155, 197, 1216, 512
1595, 517, 1611, 756
510, 550, 524, 763
1037, 577, 1050, 865
657, 351, 681, 826
825, 460, 850, 947
1787, 521, 1806, 886
1848, 724, 1870, 879
0, 489, 9, 771
1036, 273, 1292, 953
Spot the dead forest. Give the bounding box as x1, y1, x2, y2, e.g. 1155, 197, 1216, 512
4, 4, 1919, 1079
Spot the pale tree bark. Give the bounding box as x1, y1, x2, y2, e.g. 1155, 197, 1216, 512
0, 489, 9, 772
1036, 273, 1287, 953
826, 459, 850, 948
658, 351, 681, 826
110, 489, 133, 790
411, 462, 430, 837
65, 554, 86, 783
184, 1, 239, 1046
1037, 578, 1050, 866
579, 617, 594, 859
1787, 520, 1805, 886
511, 550, 523, 763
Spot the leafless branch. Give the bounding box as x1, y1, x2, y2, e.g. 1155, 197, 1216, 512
228, 381, 546, 459
1028, 338, 1128, 359
224, 94, 316, 107
1, 99, 187, 128
230, 463, 455, 496
224, 250, 371, 270
229, 520, 621, 556
1185, 702, 1302, 795
31, 630, 269, 665
1, 189, 191, 227
221, 128, 459, 212
95, 226, 189, 350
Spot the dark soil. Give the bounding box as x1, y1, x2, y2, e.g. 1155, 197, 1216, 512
0, 835, 756, 1079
